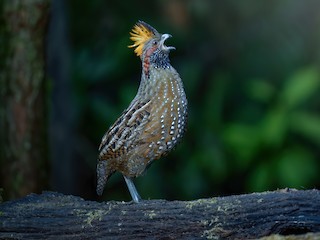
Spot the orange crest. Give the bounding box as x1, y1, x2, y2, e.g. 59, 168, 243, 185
128, 21, 157, 56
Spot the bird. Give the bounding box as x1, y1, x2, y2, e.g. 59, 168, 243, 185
96, 21, 188, 203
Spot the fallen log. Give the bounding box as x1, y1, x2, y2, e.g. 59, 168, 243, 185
0, 189, 320, 239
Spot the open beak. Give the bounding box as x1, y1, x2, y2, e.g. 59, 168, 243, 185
160, 34, 175, 52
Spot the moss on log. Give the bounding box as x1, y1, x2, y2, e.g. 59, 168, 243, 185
0, 189, 320, 239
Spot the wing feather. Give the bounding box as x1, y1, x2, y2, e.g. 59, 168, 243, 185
98, 100, 151, 160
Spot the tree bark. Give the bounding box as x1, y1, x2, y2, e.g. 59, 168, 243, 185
0, 189, 320, 239
0, 0, 50, 199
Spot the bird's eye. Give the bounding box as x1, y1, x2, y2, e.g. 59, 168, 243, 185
152, 40, 157, 45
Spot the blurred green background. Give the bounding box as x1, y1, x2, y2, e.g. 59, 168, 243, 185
3, 0, 320, 201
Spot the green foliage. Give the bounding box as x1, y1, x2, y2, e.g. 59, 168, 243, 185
224, 67, 320, 192
291, 112, 320, 144
281, 68, 320, 108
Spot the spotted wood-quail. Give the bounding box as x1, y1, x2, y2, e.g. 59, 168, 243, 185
96, 21, 188, 202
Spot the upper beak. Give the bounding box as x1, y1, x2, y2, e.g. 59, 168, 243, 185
160, 34, 175, 51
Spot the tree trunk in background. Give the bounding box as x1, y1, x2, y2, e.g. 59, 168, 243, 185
47, 0, 97, 200
46, 0, 77, 197
0, 0, 50, 200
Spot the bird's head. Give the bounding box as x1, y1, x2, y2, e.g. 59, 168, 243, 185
129, 21, 175, 68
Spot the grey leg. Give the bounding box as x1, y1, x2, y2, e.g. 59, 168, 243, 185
123, 175, 141, 203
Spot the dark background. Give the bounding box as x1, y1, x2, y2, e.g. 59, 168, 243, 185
2, 0, 320, 202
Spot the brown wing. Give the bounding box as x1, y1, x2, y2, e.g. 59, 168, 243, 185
98, 99, 151, 160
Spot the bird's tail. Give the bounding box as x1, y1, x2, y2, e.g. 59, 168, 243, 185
96, 160, 108, 196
